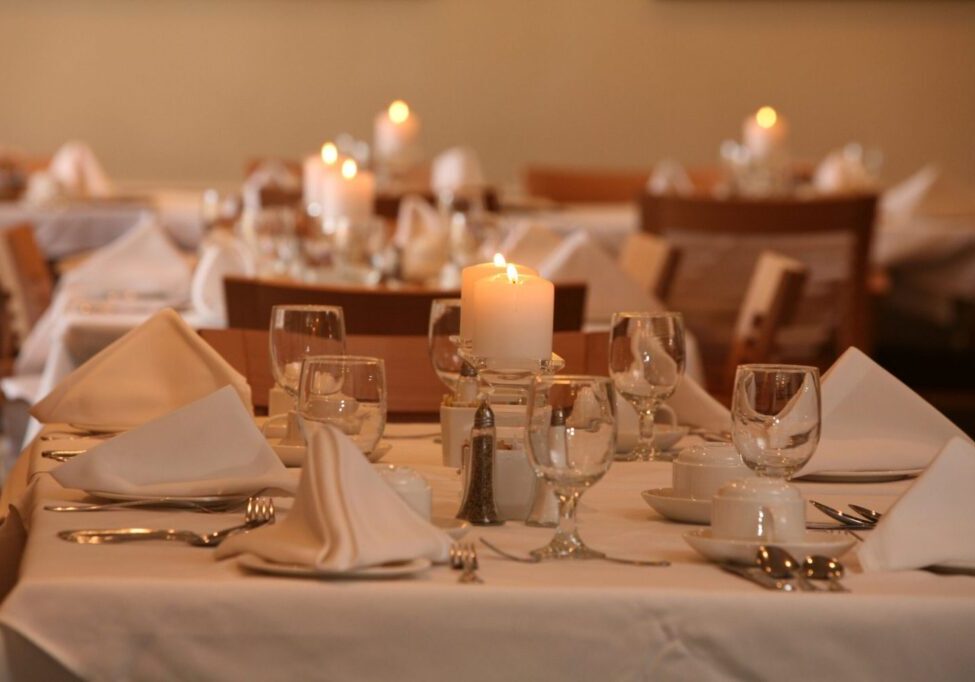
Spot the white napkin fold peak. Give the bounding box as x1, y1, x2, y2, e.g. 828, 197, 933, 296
190, 232, 256, 325
858, 437, 975, 572
216, 425, 451, 571
52, 386, 293, 497
31, 308, 252, 428
393, 195, 448, 283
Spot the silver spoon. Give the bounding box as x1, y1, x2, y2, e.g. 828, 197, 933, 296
802, 555, 849, 592
809, 501, 874, 529
757, 546, 819, 592
848, 504, 882, 524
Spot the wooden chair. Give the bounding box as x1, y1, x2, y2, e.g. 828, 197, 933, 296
223, 276, 588, 335
522, 165, 650, 204
618, 233, 682, 303
200, 328, 594, 421
0, 223, 54, 333
640, 192, 877, 364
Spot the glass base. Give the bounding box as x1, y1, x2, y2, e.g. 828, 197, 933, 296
632, 440, 675, 463
530, 531, 605, 560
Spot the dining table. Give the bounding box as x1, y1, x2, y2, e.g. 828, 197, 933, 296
1, 421, 973, 681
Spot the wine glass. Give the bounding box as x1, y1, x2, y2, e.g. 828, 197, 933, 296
297, 355, 387, 458
268, 305, 346, 443
608, 312, 685, 462
428, 298, 463, 391
525, 375, 616, 560
732, 364, 821, 479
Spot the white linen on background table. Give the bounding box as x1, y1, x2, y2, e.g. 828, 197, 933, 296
1, 422, 973, 681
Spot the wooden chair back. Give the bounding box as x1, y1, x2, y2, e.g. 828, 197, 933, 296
223, 276, 587, 335
1, 223, 53, 330
640, 192, 877, 357
200, 328, 596, 421
522, 165, 650, 203
618, 233, 682, 302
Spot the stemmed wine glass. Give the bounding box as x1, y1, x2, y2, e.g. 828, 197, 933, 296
268, 304, 346, 444
297, 355, 388, 458
731, 364, 821, 480
427, 298, 464, 392
608, 312, 686, 462
525, 375, 616, 560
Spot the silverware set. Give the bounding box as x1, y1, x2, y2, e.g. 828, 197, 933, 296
722, 546, 848, 592
449, 542, 483, 583
479, 538, 671, 567
810, 500, 883, 529
58, 497, 275, 547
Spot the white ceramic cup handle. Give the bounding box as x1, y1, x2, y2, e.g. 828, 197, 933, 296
655, 404, 678, 426
261, 413, 288, 438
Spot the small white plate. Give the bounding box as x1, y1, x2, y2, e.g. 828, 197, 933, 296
655, 425, 690, 452
641, 488, 711, 525
682, 528, 856, 566
796, 468, 924, 483
269, 439, 307, 467
238, 554, 432, 580
85, 490, 251, 504
432, 516, 470, 540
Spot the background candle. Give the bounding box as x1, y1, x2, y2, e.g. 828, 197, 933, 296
460, 257, 537, 342
743, 106, 788, 160
321, 158, 375, 224
472, 266, 554, 362
374, 99, 421, 168
303, 142, 340, 209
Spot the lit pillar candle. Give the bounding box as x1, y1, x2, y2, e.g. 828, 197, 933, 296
460, 254, 537, 343
742, 106, 788, 160
321, 159, 376, 224
303, 142, 340, 208
374, 99, 421, 168
472, 265, 554, 362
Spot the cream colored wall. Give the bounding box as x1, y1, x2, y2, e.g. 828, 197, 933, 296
1, 0, 973, 187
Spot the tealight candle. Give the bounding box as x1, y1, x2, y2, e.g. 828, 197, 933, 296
742, 106, 788, 160
471, 265, 554, 362
459, 255, 537, 343
373, 99, 421, 167
320, 158, 375, 224
303, 142, 340, 209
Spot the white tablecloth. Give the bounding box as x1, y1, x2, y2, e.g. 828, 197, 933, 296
1, 423, 973, 681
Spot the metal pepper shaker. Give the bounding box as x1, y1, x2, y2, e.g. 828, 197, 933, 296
456, 401, 504, 526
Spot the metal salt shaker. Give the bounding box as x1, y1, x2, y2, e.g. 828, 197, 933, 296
456, 401, 504, 526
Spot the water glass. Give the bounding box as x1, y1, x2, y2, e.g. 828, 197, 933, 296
269, 305, 346, 399
428, 298, 463, 391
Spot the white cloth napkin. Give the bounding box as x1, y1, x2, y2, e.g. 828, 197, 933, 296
190, 232, 256, 325
795, 347, 970, 477
60, 215, 192, 302
393, 195, 448, 282
242, 160, 301, 211
216, 425, 452, 571
51, 386, 293, 497
499, 221, 565, 271
24, 141, 113, 203
813, 145, 878, 194
647, 159, 694, 196
616, 375, 730, 450
858, 437, 975, 572
31, 308, 252, 428
539, 231, 657, 324
431, 146, 485, 196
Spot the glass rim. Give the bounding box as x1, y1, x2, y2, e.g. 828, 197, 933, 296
532, 374, 614, 385
736, 363, 820, 375
271, 304, 344, 314
611, 310, 683, 320
301, 354, 384, 366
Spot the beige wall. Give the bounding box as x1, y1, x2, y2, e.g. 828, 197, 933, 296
1, 0, 973, 187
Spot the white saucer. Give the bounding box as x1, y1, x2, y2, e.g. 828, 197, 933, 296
432, 516, 470, 540
641, 488, 711, 524
682, 528, 857, 566
238, 554, 432, 580
655, 425, 690, 452
795, 468, 924, 483
269, 439, 307, 467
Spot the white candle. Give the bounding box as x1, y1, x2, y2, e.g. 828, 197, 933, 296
472, 265, 554, 362
303, 142, 340, 208
373, 99, 421, 167
742, 106, 788, 160
321, 158, 375, 224
459, 255, 536, 343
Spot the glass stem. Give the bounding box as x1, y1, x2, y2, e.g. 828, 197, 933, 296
553, 489, 580, 544
639, 404, 657, 452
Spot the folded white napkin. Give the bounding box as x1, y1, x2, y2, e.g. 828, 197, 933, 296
242, 160, 301, 211
60, 215, 192, 303
882, 165, 975, 219
216, 425, 451, 571
34, 141, 113, 200
813, 145, 878, 195
499, 221, 565, 271
431, 146, 485, 196
539, 231, 657, 324
858, 438, 975, 572
647, 159, 694, 196
31, 308, 252, 428
795, 347, 970, 477
393, 195, 448, 282
52, 386, 293, 497
190, 232, 256, 325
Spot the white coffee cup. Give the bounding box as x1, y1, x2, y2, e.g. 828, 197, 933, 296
372, 464, 432, 520
710, 478, 806, 542
672, 444, 755, 500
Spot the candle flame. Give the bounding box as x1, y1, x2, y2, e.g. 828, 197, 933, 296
492, 253, 506, 267
389, 100, 410, 124
321, 142, 338, 165
506, 264, 519, 284
341, 158, 358, 180
756, 106, 778, 129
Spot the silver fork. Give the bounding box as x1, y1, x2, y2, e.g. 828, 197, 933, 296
45, 496, 252, 513
58, 497, 275, 547
449, 543, 483, 583
480, 538, 670, 567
